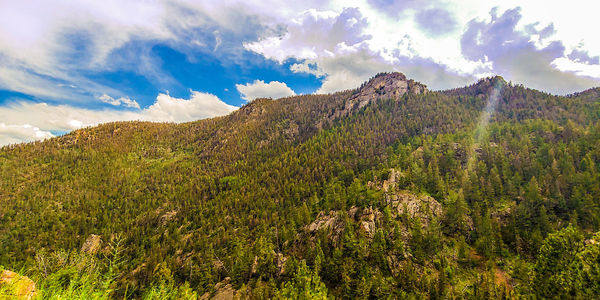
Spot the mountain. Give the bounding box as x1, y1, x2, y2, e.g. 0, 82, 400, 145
1, 72, 600, 299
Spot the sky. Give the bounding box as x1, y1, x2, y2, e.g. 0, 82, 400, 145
1, 0, 600, 146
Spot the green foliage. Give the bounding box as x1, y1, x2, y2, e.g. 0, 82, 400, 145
275, 261, 329, 299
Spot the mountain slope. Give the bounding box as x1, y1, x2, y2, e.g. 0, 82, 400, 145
1, 73, 600, 298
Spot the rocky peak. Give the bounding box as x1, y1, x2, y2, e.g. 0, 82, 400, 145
442, 75, 507, 98
358, 72, 428, 99
238, 98, 272, 117
322, 72, 427, 124
353, 72, 428, 107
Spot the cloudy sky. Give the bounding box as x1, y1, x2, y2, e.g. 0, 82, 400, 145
1, 0, 599, 146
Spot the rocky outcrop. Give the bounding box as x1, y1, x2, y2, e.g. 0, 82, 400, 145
382, 169, 400, 192
81, 234, 102, 254
159, 210, 177, 226
386, 192, 443, 227
353, 72, 427, 102
0, 270, 36, 299
304, 206, 384, 245
200, 277, 238, 300
306, 211, 345, 245
356, 207, 382, 238
321, 72, 428, 126
273, 251, 288, 276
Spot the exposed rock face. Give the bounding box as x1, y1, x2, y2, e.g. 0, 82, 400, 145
212, 280, 235, 300
303, 188, 443, 251
159, 210, 177, 226
200, 277, 238, 300
449, 143, 468, 167
306, 211, 345, 245
322, 72, 428, 125
240, 98, 270, 117
0, 270, 36, 299
382, 169, 399, 192
585, 235, 600, 245
305, 206, 383, 243
386, 192, 443, 227
358, 207, 381, 238
273, 251, 288, 276
81, 234, 102, 254
353, 72, 427, 103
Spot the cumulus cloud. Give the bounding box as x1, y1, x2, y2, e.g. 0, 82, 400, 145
0, 123, 55, 146
567, 48, 600, 65
0, 91, 237, 146
0, 0, 295, 104
460, 7, 600, 94
290, 61, 326, 77
244, 7, 382, 93
0, 1, 597, 100
244, 8, 372, 63
246, 6, 476, 93
143, 91, 237, 122
367, 0, 435, 17
0, 1, 174, 102
99, 94, 140, 109
236, 80, 296, 101
414, 8, 458, 36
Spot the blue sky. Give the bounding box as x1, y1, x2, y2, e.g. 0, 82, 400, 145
1, 0, 600, 145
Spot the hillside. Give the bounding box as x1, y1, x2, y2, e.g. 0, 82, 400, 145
1, 72, 600, 299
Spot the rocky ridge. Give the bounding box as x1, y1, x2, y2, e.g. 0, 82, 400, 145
319, 72, 428, 128
303, 174, 443, 247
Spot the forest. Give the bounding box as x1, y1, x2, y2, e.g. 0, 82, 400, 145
1, 73, 600, 299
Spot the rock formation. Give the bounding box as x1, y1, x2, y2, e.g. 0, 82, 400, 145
81, 234, 102, 254
385, 192, 443, 227
321, 72, 428, 126
0, 269, 36, 299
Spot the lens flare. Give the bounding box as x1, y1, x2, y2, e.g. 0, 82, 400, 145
468, 79, 504, 170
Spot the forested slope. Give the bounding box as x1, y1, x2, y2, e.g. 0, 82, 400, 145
1, 73, 600, 299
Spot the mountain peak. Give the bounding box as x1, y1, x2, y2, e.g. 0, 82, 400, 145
475, 75, 507, 87
359, 72, 428, 96
442, 75, 508, 97
349, 72, 427, 109
318, 72, 427, 128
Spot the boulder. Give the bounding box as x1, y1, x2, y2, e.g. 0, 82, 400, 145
273, 251, 288, 276
0, 269, 36, 299
81, 234, 102, 254
200, 277, 238, 300
159, 210, 177, 226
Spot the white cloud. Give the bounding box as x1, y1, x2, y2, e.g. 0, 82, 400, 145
552, 57, 600, 78
0, 91, 238, 146
143, 91, 237, 122
243, 3, 600, 94
99, 94, 140, 109
236, 80, 296, 101
290, 61, 326, 77
0, 0, 173, 102
0, 0, 597, 99
0, 123, 55, 146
